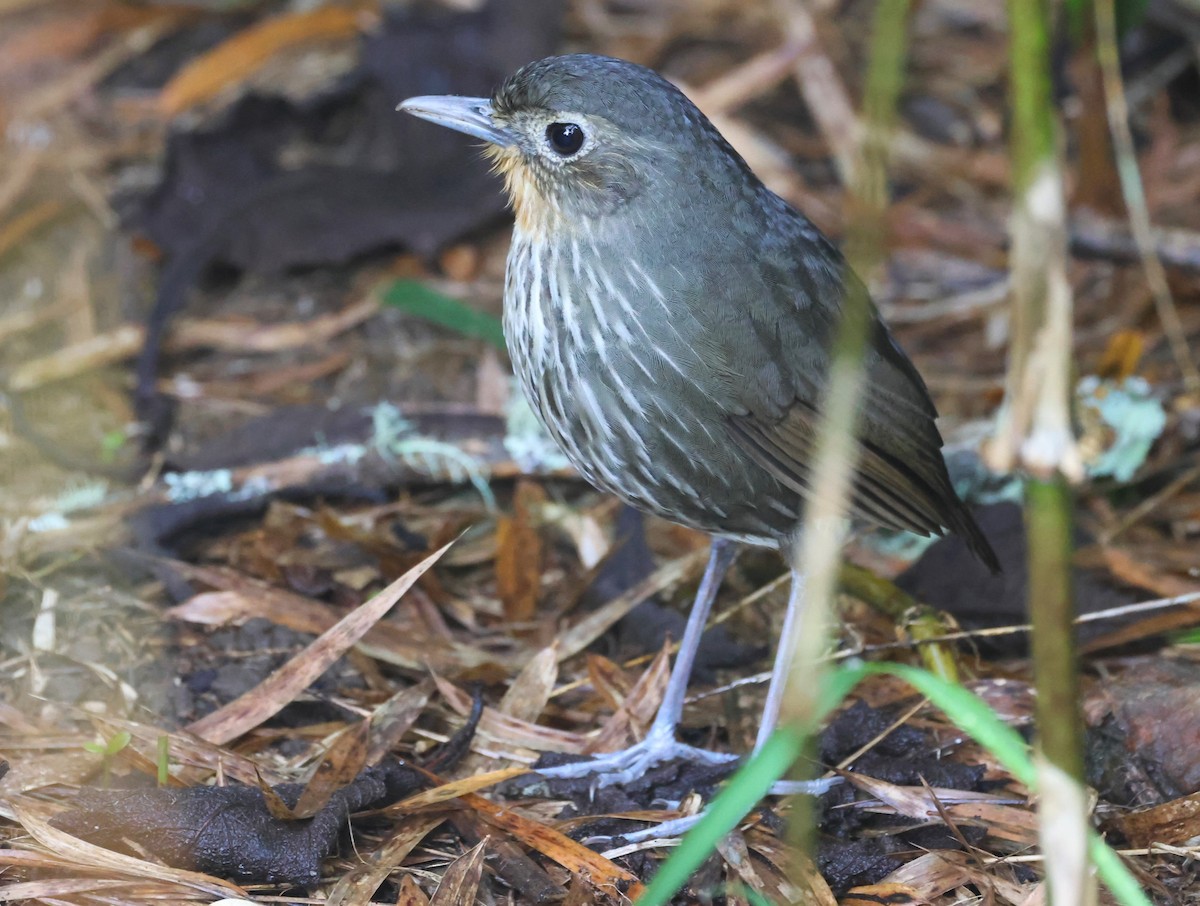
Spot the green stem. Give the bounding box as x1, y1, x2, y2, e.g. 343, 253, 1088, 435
1005, 3, 1091, 900
782, 0, 913, 878
1026, 476, 1081, 777
1008, 0, 1055, 189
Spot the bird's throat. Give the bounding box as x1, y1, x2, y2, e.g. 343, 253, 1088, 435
485, 145, 557, 237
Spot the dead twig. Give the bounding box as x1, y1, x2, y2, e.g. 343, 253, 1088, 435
777, 0, 862, 186
1095, 0, 1200, 395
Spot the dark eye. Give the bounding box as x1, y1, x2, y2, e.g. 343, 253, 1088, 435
546, 122, 585, 156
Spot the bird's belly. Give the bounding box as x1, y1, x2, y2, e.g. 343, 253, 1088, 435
523, 356, 793, 545
503, 236, 797, 545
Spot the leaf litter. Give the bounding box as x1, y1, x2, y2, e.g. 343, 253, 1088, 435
2, 0, 1200, 903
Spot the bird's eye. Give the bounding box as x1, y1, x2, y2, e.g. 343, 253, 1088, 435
546, 122, 585, 156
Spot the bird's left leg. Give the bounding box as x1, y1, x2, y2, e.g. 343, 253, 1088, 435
749, 566, 832, 794
754, 566, 805, 754
590, 566, 834, 844
530, 538, 740, 785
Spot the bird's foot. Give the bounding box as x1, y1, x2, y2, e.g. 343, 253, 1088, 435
528, 729, 738, 789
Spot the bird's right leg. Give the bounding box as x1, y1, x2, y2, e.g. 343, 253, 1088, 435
751, 566, 831, 795
529, 538, 740, 786
576, 566, 835, 845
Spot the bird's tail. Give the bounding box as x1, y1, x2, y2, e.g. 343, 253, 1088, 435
944, 499, 1001, 574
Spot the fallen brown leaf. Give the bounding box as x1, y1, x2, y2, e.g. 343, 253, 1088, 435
168, 562, 509, 674
186, 541, 453, 744
395, 873, 433, 906
496, 480, 546, 625
291, 719, 371, 819
585, 643, 669, 754
324, 813, 447, 906
586, 653, 635, 711
1120, 791, 1200, 848
464, 792, 645, 902
391, 766, 531, 812
158, 6, 367, 116
844, 772, 1037, 849
877, 851, 979, 900
840, 881, 931, 906
429, 838, 488, 906
717, 831, 771, 902
0, 200, 64, 261
435, 674, 589, 755
743, 827, 838, 906
498, 641, 559, 724
367, 679, 436, 764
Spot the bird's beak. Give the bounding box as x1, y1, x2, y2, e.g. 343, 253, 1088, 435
397, 95, 516, 147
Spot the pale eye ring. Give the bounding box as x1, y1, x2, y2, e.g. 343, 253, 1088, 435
546, 122, 585, 156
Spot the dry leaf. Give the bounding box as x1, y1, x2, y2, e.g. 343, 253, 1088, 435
429, 839, 488, 906
158, 6, 365, 116
392, 767, 531, 811
561, 875, 597, 906
496, 480, 546, 624
465, 792, 644, 901
84, 715, 280, 787
585, 643, 670, 754
498, 642, 559, 723
395, 873, 432, 906
844, 773, 1037, 847
186, 541, 452, 744
0, 200, 64, 262
878, 851, 978, 899
325, 814, 446, 906
840, 882, 931, 906
291, 720, 371, 819
367, 679, 435, 764
436, 675, 588, 754
586, 653, 635, 711
254, 767, 299, 820
0, 878, 132, 901
744, 828, 838, 906
1095, 330, 1145, 381
1120, 791, 1200, 848
168, 562, 509, 674
717, 831, 769, 901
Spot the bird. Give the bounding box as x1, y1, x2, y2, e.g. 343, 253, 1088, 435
400, 54, 999, 788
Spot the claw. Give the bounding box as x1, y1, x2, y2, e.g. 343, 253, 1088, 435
531, 733, 737, 787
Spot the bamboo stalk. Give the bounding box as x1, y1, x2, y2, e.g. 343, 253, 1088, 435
781, 0, 913, 869
1000, 1, 1093, 903
1093, 0, 1200, 395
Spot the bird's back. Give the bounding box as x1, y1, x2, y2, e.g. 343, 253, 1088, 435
653, 179, 999, 569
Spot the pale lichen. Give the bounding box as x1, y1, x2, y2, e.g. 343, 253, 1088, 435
503, 388, 571, 473
1076, 375, 1166, 482
370, 402, 497, 511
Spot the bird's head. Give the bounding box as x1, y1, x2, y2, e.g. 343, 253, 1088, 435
400, 54, 741, 235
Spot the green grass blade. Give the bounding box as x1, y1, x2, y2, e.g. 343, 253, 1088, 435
856, 663, 1149, 906
636, 729, 802, 906
637, 661, 1149, 906
380, 279, 506, 349
856, 662, 1036, 785
636, 667, 863, 906
1091, 835, 1151, 905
